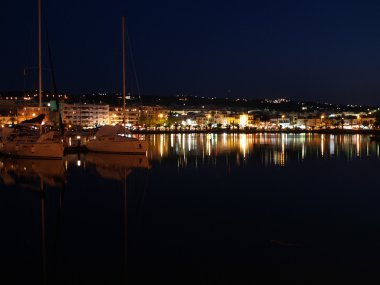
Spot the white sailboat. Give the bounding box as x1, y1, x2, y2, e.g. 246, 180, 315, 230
0, 126, 63, 159
86, 125, 148, 154
86, 16, 148, 155
0, 0, 64, 159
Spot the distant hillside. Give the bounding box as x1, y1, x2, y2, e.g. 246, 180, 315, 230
0, 90, 377, 113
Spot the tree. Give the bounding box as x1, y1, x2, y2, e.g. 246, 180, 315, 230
362, 121, 370, 128
167, 112, 182, 126
138, 114, 150, 126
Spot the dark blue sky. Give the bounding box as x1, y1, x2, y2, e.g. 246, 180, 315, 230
2, 0, 380, 105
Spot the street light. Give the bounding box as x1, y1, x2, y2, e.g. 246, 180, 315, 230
321, 115, 325, 128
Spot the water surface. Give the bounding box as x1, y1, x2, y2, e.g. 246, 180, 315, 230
1, 133, 379, 284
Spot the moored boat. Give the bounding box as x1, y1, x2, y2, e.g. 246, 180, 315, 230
0, 0, 64, 159
0, 126, 63, 159
86, 16, 148, 155
86, 125, 148, 154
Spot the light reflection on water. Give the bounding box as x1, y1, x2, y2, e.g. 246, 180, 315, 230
1, 133, 380, 284
1, 133, 378, 193
2, 133, 376, 186
147, 133, 379, 167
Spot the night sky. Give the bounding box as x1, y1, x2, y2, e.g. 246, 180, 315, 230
2, 0, 380, 105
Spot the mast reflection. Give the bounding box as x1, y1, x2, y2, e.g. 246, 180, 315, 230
0, 157, 65, 284
0, 154, 151, 284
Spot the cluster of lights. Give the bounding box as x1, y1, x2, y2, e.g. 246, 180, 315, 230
263, 98, 290, 104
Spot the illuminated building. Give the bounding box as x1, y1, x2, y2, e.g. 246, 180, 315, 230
17, 106, 50, 123
61, 103, 109, 128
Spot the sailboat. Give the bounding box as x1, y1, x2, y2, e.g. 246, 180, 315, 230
86, 16, 148, 155
0, 0, 64, 159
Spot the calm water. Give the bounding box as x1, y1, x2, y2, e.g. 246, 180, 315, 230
1, 133, 380, 284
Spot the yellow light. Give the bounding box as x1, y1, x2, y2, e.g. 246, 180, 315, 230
32, 113, 36, 117
240, 134, 247, 158
321, 115, 325, 119
76, 135, 81, 140
239, 114, 248, 127
158, 113, 164, 118
281, 115, 285, 118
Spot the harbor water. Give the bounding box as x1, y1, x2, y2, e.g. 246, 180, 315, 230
1, 133, 380, 284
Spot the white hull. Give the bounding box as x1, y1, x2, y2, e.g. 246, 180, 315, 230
0, 141, 64, 159
86, 139, 148, 154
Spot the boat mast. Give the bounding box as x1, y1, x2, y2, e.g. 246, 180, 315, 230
122, 16, 126, 126
38, 0, 42, 110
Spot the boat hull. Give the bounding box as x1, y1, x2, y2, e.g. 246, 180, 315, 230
0, 141, 64, 159
86, 139, 148, 154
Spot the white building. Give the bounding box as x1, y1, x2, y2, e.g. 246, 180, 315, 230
61, 103, 109, 128
270, 117, 291, 129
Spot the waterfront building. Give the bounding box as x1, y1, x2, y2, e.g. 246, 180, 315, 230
215, 113, 238, 126
270, 117, 292, 129
61, 103, 109, 128
0, 115, 15, 126
0, 100, 18, 121
238, 114, 254, 128
109, 107, 124, 125
126, 107, 140, 125
194, 113, 208, 126
295, 118, 320, 129
109, 105, 168, 127
137, 106, 169, 127
17, 105, 51, 123
109, 107, 140, 125
140, 106, 168, 122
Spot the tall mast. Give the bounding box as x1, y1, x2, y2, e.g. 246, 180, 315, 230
122, 16, 126, 125
38, 0, 42, 109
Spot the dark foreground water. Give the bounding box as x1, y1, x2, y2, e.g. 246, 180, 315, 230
1, 133, 380, 284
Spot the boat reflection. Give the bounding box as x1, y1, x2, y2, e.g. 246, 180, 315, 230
0, 157, 65, 188
82, 153, 150, 181
0, 153, 151, 186
0, 156, 65, 284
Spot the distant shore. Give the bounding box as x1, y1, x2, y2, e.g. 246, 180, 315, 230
131, 129, 380, 135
